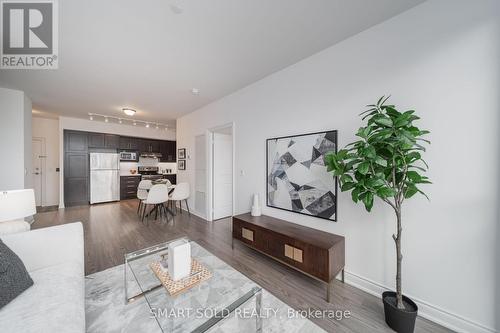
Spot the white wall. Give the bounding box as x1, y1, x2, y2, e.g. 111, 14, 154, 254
176, 1, 500, 332
32, 117, 60, 206
58, 116, 176, 207
0, 88, 32, 190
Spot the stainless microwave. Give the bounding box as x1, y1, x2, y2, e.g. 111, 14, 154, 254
120, 151, 138, 161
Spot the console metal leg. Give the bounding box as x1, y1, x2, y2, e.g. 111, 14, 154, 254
326, 280, 332, 303
341, 268, 345, 283
256, 289, 262, 333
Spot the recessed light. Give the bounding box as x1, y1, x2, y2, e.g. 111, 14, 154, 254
118, 119, 123, 124
89, 115, 93, 121
156, 124, 159, 130
122, 108, 136, 116
191, 88, 200, 95
133, 121, 137, 126
145, 123, 150, 128
104, 117, 109, 123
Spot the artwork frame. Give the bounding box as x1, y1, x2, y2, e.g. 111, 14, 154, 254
178, 160, 186, 170
266, 130, 338, 222
178, 148, 186, 159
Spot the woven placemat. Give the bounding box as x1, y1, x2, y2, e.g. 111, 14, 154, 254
150, 259, 212, 296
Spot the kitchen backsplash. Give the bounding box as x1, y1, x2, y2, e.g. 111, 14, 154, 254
120, 159, 177, 175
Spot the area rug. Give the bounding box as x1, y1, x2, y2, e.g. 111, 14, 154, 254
85, 242, 325, 333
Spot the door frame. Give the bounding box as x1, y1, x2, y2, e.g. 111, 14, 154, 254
206, 122, 235, 222
32, 137, 47, 207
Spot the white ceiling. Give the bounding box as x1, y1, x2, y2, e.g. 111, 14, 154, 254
0, 0, 425, 125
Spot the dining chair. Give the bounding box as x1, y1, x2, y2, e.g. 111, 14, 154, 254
141, 184, 171, 223
169, 182, 190, 215
136, 180, 152, 216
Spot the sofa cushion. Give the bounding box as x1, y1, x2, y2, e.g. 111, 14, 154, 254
0, 260, 85, 333
0, 239, 34, 309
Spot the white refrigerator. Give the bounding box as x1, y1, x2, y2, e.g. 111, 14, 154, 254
90, 153, 120, 204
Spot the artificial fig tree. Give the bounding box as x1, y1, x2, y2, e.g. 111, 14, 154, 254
325, 96, 431, 309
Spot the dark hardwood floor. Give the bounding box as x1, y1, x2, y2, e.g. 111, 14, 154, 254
33, 200, 453, 333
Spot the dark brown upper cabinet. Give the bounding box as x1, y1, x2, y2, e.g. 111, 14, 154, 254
159, 140, 176, 162
139, 139, 160, 153
104, 134, 120, 149
119, 136, 139, 150
65, 130, 88, 152
88, 133, 105, 148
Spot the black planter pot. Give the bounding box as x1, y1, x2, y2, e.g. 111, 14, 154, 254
382, 291, 418, 333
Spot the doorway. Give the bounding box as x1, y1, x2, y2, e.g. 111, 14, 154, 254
208, 124, 234, 221
32, 137, 46, 206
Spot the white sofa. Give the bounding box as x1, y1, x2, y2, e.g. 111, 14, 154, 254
0, 222, 85, 333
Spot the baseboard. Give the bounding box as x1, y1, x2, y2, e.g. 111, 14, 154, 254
175, 205, 207, 220
342, 270, 497, 333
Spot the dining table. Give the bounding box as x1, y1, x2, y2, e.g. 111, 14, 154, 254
143, 181, 177, 221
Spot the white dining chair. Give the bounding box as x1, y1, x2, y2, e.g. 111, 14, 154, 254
170, 182, 190, 215
141, 184, 171, 223
136, 180, 152, 216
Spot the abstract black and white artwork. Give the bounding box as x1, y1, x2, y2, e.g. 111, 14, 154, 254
266, 130, 338, 221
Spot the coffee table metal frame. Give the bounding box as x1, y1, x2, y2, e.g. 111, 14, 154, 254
124, 237, 263, 332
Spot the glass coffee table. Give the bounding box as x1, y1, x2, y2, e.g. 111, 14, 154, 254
124, 238, 262, 333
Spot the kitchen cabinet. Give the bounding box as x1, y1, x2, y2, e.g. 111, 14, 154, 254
162, 174, 176, 185
119, 136, 139, 150
88, 133, 105, 148
105, 134, 120, 149
159, 140, 176, 162
139, 139, 160, 153
64, 131, 89, 206
120, 176, 141, 199
65, 130, 88, 152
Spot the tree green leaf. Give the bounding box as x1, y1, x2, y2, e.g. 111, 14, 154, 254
374, 116, 393, 127
357, 162, 370, 175
341, 182, 356, 192
376, 187, 396, 198
363, 192, 374, 211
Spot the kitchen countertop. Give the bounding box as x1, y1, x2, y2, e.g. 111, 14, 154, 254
120, 173, 177, 177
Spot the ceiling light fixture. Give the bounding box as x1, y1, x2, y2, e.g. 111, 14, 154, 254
191, 88, 200, 95
87, 113, 174, 132
122, 108, 136, 116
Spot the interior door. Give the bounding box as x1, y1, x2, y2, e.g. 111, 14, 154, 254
212, 132, 233, 220
32, 139, 43, 206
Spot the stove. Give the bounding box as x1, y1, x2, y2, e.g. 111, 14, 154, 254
138, 166, 163, 180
